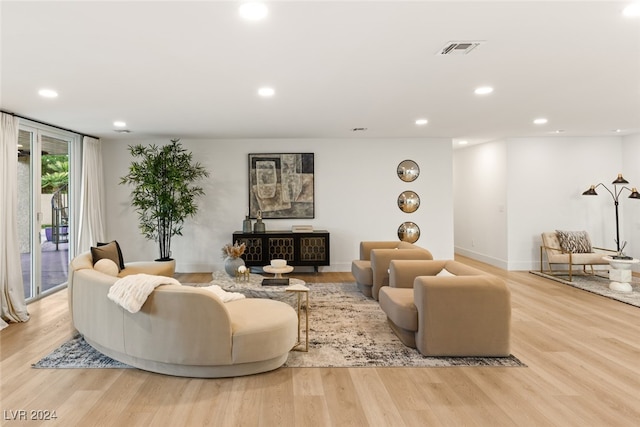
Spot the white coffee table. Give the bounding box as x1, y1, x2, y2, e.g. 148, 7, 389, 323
603, 256, 639, 292
210, 270, 304, 300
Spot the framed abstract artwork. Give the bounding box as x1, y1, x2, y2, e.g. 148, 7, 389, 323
248, 153, 315, 219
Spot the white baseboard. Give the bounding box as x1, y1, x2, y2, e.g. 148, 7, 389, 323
455, 247, 508, 270
319, 262, 351, 273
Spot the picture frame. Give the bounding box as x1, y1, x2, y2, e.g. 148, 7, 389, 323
248, 153, 315, 219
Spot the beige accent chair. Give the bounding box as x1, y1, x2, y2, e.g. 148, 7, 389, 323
540, 231, 615, 281
378, 259, 511, 357
351, 241, 433, 300
68, 252, 298, 378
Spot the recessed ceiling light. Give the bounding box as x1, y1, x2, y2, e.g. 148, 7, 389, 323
554, 130, 565, 134
38, 89, 58, 98
113, 121, 127, 127
415, 119, 428, 125
474, 86, 494, 95
533, 118, 548, 125
258, 87, 275, 97
458, 140, 468, 145
614, 129, 623, 133
239, 2, 268, 21
623, 3, 640, 17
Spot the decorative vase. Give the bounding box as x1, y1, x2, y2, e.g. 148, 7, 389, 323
253, 210, 265, 233
224, 257, 245, 277
253, 218, 265, 233
242, 215, 252, 233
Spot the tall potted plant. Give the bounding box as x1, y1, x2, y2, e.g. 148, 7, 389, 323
120, 139, 209, 263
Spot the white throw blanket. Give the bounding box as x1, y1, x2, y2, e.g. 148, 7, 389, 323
200, 284, 246, 302
108, 274, 181, 313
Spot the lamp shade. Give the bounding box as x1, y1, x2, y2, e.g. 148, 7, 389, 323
582, 185, 598, 196
612, 174, 629, 185
630, 188, 640, 199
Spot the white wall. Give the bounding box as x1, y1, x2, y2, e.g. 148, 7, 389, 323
506, 137, 623, 270
455, 135, 640, 271
622, 133, 640, 258
102, 138, 454, 272
453, 140, 508, 268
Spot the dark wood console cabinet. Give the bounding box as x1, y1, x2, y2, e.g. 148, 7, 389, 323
232, 230, 330, 271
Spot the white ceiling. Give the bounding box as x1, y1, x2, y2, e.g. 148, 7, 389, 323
2, 1, 639, 145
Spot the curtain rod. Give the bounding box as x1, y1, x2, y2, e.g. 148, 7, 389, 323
1, 110, 100, 140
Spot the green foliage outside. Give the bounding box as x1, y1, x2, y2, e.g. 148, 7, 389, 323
41, 155, 68, 193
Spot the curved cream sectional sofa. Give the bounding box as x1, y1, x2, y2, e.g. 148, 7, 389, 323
68, 252, 298, 378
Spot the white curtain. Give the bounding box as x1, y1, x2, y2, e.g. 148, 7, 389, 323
76, 136, 106, 253
1, 113, 29, 329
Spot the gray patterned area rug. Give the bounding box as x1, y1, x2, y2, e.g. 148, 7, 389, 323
529, 271, 640, 308
33, 282, 525, 369
33, 335, 131, 369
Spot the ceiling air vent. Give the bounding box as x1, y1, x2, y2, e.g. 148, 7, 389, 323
437, 41, 484, 55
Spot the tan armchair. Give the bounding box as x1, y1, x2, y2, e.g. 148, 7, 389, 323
540, 231, 616, 281
351, 241, 433, 300
378, 259, 511, 357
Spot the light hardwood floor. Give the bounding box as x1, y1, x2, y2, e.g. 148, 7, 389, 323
1, 256, 639, 426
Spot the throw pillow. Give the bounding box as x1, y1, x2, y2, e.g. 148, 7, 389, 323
94, 259, 119, 277
91, 241, 122, 272
97, 240, 125, 270
555, 230, 592, 253
436, 268, 455, 277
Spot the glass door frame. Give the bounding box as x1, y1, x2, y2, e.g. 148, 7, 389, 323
19, 120, 81, 302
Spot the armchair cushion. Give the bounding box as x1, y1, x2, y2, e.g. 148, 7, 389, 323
352, 260, 374, 296
378, 286, 418, 347
378, 287, 418, 332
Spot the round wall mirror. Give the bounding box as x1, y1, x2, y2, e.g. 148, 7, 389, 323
397, 191, 420, 213
397, 222, 420, 243
397, 160, 420, 182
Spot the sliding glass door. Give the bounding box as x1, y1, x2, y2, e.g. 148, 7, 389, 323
17, 125, 75, 301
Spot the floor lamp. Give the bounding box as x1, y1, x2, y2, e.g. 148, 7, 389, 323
582, 174, 640, 259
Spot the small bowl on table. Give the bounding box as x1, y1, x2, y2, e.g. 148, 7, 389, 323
270, 259, 287, 268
